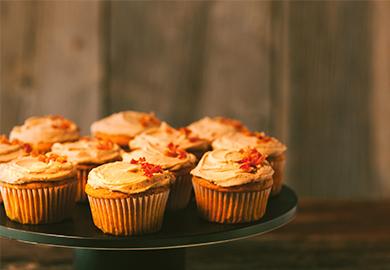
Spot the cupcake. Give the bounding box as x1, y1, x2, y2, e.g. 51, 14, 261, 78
130, 122, 209, 160
90, 111, 161, 150
186, 116, 248, 145
212, 131, 287, 195
51, 137, 122, 202
10, 115, 80, 153
85, 160, 174, 236
191, 148, 274, 224
0, 153, 77, 224
123, 142, 196, 210
0, 135, 33, 203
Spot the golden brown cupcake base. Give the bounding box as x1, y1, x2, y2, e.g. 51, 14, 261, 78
167, 167, 193, 211
86, 184, 169, 236
268, 153, 286, 195
0, 178, 77, 224
75, 164, 97, 202
192, 176, 273, 224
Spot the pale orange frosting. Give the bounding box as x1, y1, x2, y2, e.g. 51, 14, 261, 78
122, 142, 196, 171
129, 122, 208, 151
52, 137, 122, 165
87, 161, 174, 195
212, 132, 287, 157
10, 115, 79, 145
186, 117, 248, 142
191, 149, 273, 187
90, 111, 161, 137
0, 153, 76, 184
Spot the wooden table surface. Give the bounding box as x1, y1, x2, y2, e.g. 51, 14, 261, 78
1, 199, 390, 270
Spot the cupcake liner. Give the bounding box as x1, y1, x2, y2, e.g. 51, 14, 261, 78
269, 153, 286, 195
76, 165, 96, 202
87, 189, 170, 236
192, 177, 272, 224
0, 179, 77, 224
167, 173, 193, 211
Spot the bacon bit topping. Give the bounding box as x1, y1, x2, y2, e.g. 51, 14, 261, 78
37, 153, 68, 164
96, 139, 114, 150
165, 126, 175, 134
22, 143, 33, 153
164, 143, 187, 159
179, 127, 200, 142
52, 119, 72, 129
129, 157, 162, 177
216, 117, 247, 131
139, 114, 161, 127
236, 148, 265, 173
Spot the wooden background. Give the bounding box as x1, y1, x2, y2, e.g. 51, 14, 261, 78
1, 1, 389, 199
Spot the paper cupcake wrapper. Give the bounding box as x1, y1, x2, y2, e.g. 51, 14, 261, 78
269, 155, 286, 195
192, 180, 272, 224
167, 173, 193, 211
0, 180, 77, 224
76, 165, 96, 202
88, 189, 170, 236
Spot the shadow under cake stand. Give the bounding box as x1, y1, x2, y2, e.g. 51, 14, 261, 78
0, 185, 297, 270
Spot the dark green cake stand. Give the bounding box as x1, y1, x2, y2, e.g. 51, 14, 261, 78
0, 185, 297, 270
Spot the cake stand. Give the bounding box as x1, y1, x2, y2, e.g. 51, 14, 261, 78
0, 185, 297, 270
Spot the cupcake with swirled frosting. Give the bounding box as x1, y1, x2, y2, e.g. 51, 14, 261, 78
0, 152, 77, 224
9, 115, 80, 153
90, 111, 161, 150
123, 142, 196, 210
191, 148, 273, 223
212, 131, 287, 195
52, 137, 122, 202
130, 122, 209, 160
86, 160, 174, 236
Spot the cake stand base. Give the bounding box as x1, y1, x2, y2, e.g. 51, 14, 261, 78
74, 248, 185, 270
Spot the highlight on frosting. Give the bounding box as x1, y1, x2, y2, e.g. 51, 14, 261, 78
186, 116, 248, 142
0, 152, 76, 184
90, 111, 161, 137
190, 148, 273, 187
212, 131, 287, 157
9, 115, 80, 145
87, 161, 173, 194
122, 142, 196, 171
51, 137, 121, 165
0, 135, 33, 163
129, 122, 208, 151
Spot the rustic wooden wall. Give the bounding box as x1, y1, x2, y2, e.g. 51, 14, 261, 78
0, 1, 389, 198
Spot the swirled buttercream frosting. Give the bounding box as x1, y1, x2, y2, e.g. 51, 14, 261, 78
90, 111, 161, 137
191, 148, 273, 187
130, 122, 208, 151
123, 142, 196, 171
0, 153, 76, 184
212, 131, 287, 157
0, 135, 32, 163
186, 117, 248, 142
52, 137, 122, 165
87, 161, 174, 194
9, 115, 79, 145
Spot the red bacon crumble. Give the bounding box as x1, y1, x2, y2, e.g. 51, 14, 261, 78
129, 157, 162, 177
22, 143, 33, 153
37, 153, 67, 164
164, 143, 187, 159
139, 114, 161, 127
236, 148, 265, 173
96, 139, 114, 150
179, 127, 200, 142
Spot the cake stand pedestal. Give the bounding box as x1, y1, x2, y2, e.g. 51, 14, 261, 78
0, 186, 297, 270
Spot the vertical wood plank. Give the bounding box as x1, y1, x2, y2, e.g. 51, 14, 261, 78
0, 1, 101, 134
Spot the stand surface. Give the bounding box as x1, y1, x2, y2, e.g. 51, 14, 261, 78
0, 186, 297, 250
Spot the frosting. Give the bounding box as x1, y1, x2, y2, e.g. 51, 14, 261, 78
10, 115, 79, 145
212, 131, 287, 157
130, 122, 208, 151
91, 111, 161, 137
122, 142, 196, 171
0, 153, 75, 184
51, 137, 122, 165
87, 161, 173, 194
0, 135, 32, 163
191, 149, 273, 187
186, 117, 248, 142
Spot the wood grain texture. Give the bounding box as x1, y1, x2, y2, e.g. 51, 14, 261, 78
2, 199, 390, 269
0, 1, 101, 135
